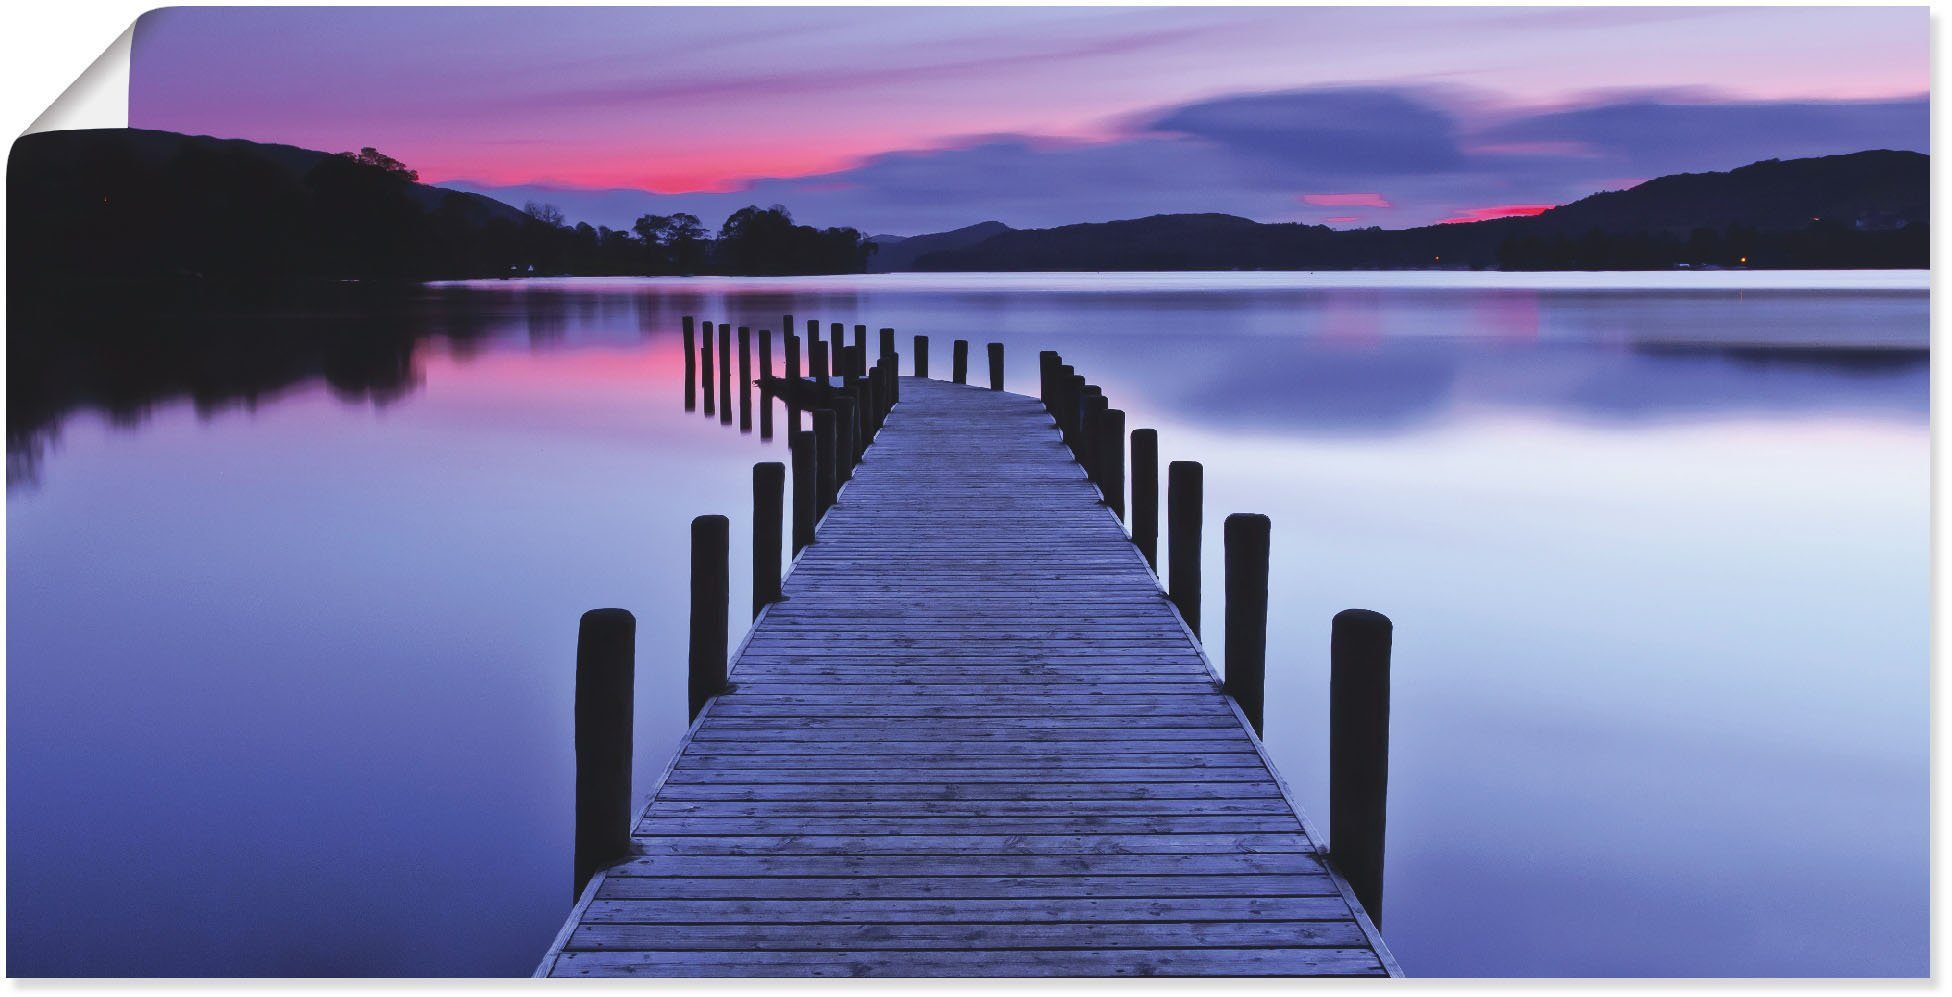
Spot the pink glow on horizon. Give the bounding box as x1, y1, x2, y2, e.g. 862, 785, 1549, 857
1302, 192, 1392, 208
1437, 204, 1557, 225
1324, 215, 1362, 224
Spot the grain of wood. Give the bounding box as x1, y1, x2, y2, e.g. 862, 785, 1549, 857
539, 377, 1395, 978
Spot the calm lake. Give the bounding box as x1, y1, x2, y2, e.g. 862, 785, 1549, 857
7, 272, 1927, 977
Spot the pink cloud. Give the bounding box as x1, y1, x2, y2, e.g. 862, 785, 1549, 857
1301, 192, 1391, 208
1436, 203, 1556, 224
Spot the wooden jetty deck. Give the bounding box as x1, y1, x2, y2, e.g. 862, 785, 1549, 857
539, 376, 1399, 977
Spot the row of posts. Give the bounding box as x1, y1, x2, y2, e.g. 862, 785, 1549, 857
1038, 347, 1396, 928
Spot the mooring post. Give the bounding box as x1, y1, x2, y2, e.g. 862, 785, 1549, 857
1223, 513, 1271, 736
988, 342, 1004, 391
1168, 460, 1203, 635
701, 322, 716, 415
737, 326, 753, 431
1080, 389, 1107, 474
812, 410, 838, 514
572, 607, 634, 900
845, 386, 868, 462
860, 376, 880, 446
810, 340, 830, 382
833, 397, 857, 484
1038, 350, 1058, 410
681, 317, 697, 411
830, 323, 845, 376
853, 325, 867, 372
1100, 408, 1127, 520
789, 431, 816, 552
885, 354, 901, 406
753, 462, 784, 618
952, 339, 970, 384
1131, 428, 1160, 568
915, 335, 930, 378
717, 324, 732, 425
1331, 608, 1393, 928
879, 327, 896, 363
784, 331, 803, 433
1053, 365, 1075, 440
687, 515, 729, 723
758, 329, 774, 438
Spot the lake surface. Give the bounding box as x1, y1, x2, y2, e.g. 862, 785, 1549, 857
7, 272, 1927, 977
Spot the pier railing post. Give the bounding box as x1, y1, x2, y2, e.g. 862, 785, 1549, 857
988, 342, 1004, 391
810, 339, 829, 382
753, 462, 784, 617
1330, 608, 1393, 928
1168, 460, 1203, 635
681, 317, 697, 411
688, 515, 729, 723
737, 326, 752, 431
812, 410, 838, 515
1099, 409, 1127, 520
853, 325, 867, 372
701, 322, 716, 414
833, 397, 858, 484
1080, 389, 1107, 477
1131, 429, 1159, 567
952, 339, 970, 384
830, 323, 845, 376
879, 328, 896, 363
1038, 351, 1057, 410
717, 324, 732, 425
914, 335, 930, 378
1223, 514, 1270, 735
789, 431, 816, 553
573, 607, 635, 900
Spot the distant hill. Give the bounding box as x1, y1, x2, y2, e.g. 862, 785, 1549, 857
914, 151, 1927, 272
866, 221, 1012, 272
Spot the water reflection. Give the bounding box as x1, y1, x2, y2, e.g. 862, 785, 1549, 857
6, 273, 1926, 977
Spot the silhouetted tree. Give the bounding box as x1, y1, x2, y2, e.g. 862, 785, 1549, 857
336, 147, 418, 182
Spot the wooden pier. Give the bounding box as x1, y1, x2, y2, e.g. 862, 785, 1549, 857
538, 367, 1399, 977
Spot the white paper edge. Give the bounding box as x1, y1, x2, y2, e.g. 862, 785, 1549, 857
24, 23, 132, 135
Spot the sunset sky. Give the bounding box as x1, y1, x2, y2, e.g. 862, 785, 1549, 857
129, 6, 1927, 234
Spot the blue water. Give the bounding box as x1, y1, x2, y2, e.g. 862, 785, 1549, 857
7, 272, 1928, 976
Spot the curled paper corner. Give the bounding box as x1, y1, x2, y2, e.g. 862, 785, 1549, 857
25, 23, 133, 135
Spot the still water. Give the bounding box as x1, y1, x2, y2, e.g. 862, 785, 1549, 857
7, 272, 1927, 977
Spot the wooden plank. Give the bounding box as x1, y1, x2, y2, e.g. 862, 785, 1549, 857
542, 377, 1393, 978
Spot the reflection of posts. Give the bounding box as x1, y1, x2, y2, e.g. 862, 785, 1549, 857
1331, 609, 1393, 928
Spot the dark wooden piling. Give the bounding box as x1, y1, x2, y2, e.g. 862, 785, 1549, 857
753, 462, 784, 617
952, 339, 970, 384
1080, 389, 1107, 479
879, 327, 896, 362
1052, 365, 1077, 443
1223, 513, 1271, 736
1038, 350, 1057, 409
812, 410, 838, 515
758, 329, 774, 438
1331, 608, 1393, 928
853, 325, 867, 373
737, 326, 753, 431
687, 515, 729, 723
833, 397, 857, 485
717, 324, 732, 425
830, 323, 846, 376
1131, 428, 1159, 568
681, 318, 697, 411
572, 607, 635, 900
789, 431, 816, 553
810, 340, 830, 382
700, 322, 716, 415
860, 376, 880, 445
1168, 460, 1203, 635
914, 335, 930, 377
988, 342, 1004, 391
1099, 408, 1126, 520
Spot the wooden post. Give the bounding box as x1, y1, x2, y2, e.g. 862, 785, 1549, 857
853, 325, 867, 373
1168, 460, 1203, 635
783, 314, 794, 353
885, 354, 901, 406
833, 397, 857, 485
988, 342, 1004, 391
914, 335, 930, 377
1131, 429, 1159, 568
952, 339, 969, 384
688, 516, 729, 723
1331, 608, 1393, 927
758, 329, 774, 439
860, 376, 880, 446
573, 607, 634, 900
830, 323, 845, 377
717, 324, 732, 425
681, 318, 697, 411
810, 340, 830, 382
1038, 350, 1058, 410
737, 326, 752, 432
812, 410, 838, 515
784, 331, 803, 433
753, 462, 784, 618
789, 431, 816, 553
1100, 408, 1126, 520
1223, 513, 1270, 736
1053, 365, 1076, 441
1080, 389, 1107, 475
701, 322, 716, 415
879, 327, 896, 362
845, 386, 868, 462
